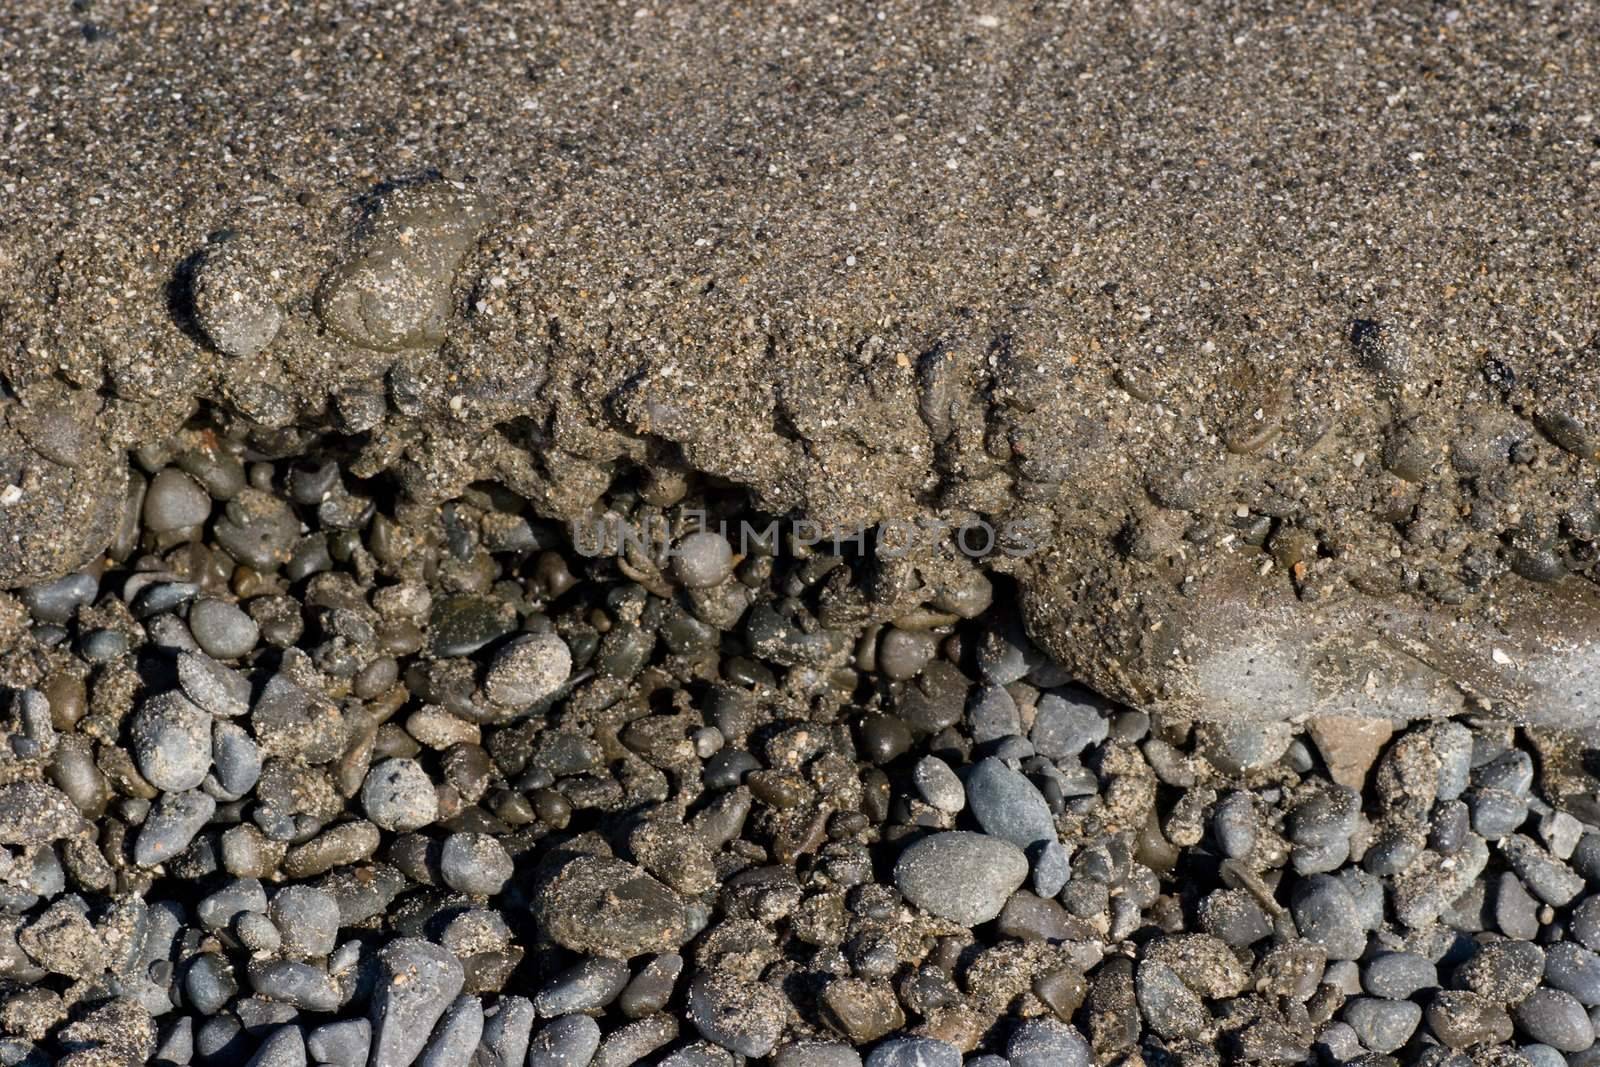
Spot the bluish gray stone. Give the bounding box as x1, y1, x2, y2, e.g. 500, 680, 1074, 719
963, 758, 1056, 850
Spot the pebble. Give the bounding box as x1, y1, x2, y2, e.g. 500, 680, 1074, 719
1503, 834, 1587, 905
246, 1025, 307, 1067
1006, 1018, 1091, 1067
911, 756, 965, 813
129, 691, 213, 793
134, 789, 217, 866
144, 468, 213, 532
418, 994, 483, 1067
534, 855, 691, 958
1362, 951, 1438, 999
1306, 714, 1393, 789
687, 970, 787, 1057
536, 958, 630, 1017
527, 1014, 602, 1067
178, 650, 252, 717
863, 1037, 961, 1067
1290, 873, 1368, 960
672, 531, 735, 589
1572, 896, 1600, 951
360, 758, 439, 832
1032, 839, 1071, 898
893, 831, 1029, 925
188, 598, 260, 659
963, 758, 1057, 850
1195, 720, 1292, 775
774, 1043, 864, 1067
1514, 988, 1596, 1052
1030, 687, 1110, 758
1342, 996, 1421, 1054
876, 628, 937, 681
440, 832, 513, 896
1457, 939, 1545, 1003
484, 633, 572, 708
1543, 942, 1600, 1006
1426, 990, 1514, 1049
267, 886, 339, 960
967, 684, 1021, 744
368, 939, 466, 1067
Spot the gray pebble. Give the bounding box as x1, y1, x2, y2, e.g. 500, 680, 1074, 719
1496, 870, 1543, 940
368, 939, 465, 1067
1457, 939, 1545, 1004
619, 954, 682, 1018
1290, 874, 1368, 961
484, 633, 572, 709
1431, 721, 1474, 801
864, 1037, 962, 1067
267, 886, 339, 960
210, 720, 262, 798
177, 651, 251, 718
1196, 720, 1292, 775
188, 598, 260, 660
1545, 942, 1600, 1007
687, 970, 787, 1057
1212, 791, 1257, 859
1503, 834, 1587, 906
672, 531, 735, 589
893, 831, 1028, 925
1342, 997, 1421, 1054
535, 959, 630, 1017
439, 833, 512, 897
20, 572, 98, 625
976, 623, 1041, 686
1515, 988, 1596, 1052
1006, 1018, 1091, 1067
130, 690, 213, 793
1033, 840, 1071, 899
248, 959, 340, 1011
1135, 959, 1208, 1040
1572, 896, 1600, 950
527, 1014, 602, 1067
306, 1018, 371, 1067
135, 789, 217, 867
1470, 787, 1530, 840
912, 756, 965, 814
967, 684, 1021, 744
773, 1042, 864, 1067
1521, 1045, 1571, 1067
418, 995, 483, 1067
1363, 951, 1437, 999
144, 467, 213, 532
246, 1025, 307, 1067
963, 758, 1057, 850
185, 953, 239, 1015
1030, 687, 1110, 759
877, 628, 937, 681
360, 758, 439, 832
479, 997, 534, 1067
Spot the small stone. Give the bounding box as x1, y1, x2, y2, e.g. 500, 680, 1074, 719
527, 1014, 602, 1067
687, 971, 786, 1057
774, 1043, 864, 1067
876, 628, 937, 681
440, 832, 513, 896
892, 831, 1028, 926
1290, 874, 1368, 961
1502, 834, 1586, 906
177, 651, 251, 718
252, 671, 345, 763
1030, 686, 1110, 759
129, 691, 213, 793
912, 756, 965, 813
1033, 840, 1071, 898
1342, 997, 1421, 1055
1495, 870, 1542, 940
246, 1025, 307, 1067
267, 886, 339, 960
1425, 990, 1514, 1050
1456, 939, 1545, 1004
418, 994, 483, 1067
188, 598, 260, 660
1006, 1018, 1092, 1067
534, 855, 691, 958
963, 758, 1057, 850
967, 684, 1021, 743
1135, 959, 1208, 1041
307, 1018, 371, 1067
134, 789, 217, 867
428, 595, 518, 658
190, 237, 284, 358
1362, 952, 1437, 1000
1514, 988, 1595, 1052
670, 531, 735, 589
1196, 719, 1292, 775
144, 468, 212, 532
1543, 942, 1600, 1007
863, 1037, 961, 1067
484, 633, 572, 708
1306, 715, 1393, 789
360, 758, 439, 832
535, 959, 630, 1017
369, 939, 466, 1067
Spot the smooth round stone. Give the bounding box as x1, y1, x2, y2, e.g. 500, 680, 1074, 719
1290, 874, 1368, 961
20, 572, 98, 625
1030, 686, 1110, 759
360, 758, 439, 832
864, 1037, 961, 1067
966, 684, 1020, 744
1515, 988, 1596, 1052
144, 467, 213, 532
1544, 942, 1600, 1007
773, 1042, 863, 1067
687, 970, 787, 1057
1457, 939, 1545, 1003
1503, 834, 1587, 906
307, 1017, 372, 1067
876, 628, 937, 681
963, 758, 1057, 850
134, 789, 217, 867
1196, 720, 1292, 775
912, 756, 965, 814
1521, 1045, 1571, 1067
129, 691, 213, 793
1006, 1018, 1092, 1067
428, 595, 517, 658
1571, 896, 1600, 951
1033, 840, 1071, 899
672, 531, 735, 589
484, 633, 572, 708
185, 953, 238, 1015
1425, 989, 1514, 1050
188, 599, 260, 660
1212, 792, 1257, 859
527, 1014, 601, 1067
210, 720, 262, 798
1362, 952, 1438, 999
1343, 997, 1422, 1054
893, 831, 1028, 926
369, 939, 466, 1067
535, 958, 630, 1017
267, 886, 339, 960
439, 833, 513, 897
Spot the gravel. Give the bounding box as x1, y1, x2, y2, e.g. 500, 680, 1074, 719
892, 831, 1029, 925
